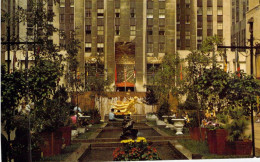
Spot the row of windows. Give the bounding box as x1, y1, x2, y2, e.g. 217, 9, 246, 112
60, 0, 74, 8
147, 43, 165, 53
85, 43, 104, 53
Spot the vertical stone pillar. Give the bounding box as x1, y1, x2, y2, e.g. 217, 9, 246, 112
106, 0, 115, 90
75, 0, 85, 81
165, 0, 176, 54
135, 0, 146, 92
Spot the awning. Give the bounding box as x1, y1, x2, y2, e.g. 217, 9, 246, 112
116, 81, 135, 87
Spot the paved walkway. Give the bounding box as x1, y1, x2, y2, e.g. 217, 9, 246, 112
246, 122, 260, 157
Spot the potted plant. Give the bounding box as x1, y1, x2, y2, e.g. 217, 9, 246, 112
156, 101, 171, 126
225, 107, 252, 155
113, 137, 161, 161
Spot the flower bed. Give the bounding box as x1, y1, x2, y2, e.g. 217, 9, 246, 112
113, 137, 161, 161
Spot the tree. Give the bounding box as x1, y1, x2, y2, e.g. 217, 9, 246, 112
1, 65, 26, 138
152, 53, 182, 104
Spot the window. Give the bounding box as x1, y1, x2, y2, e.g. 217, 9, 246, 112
159, 30, 165, 35
147, 30, 153, 35
70, 14, 74, 23
159, 9, 165, 18
186, 15, 190, 24
130, 8, 136, 18
97, 43, 104, 54
86, 25, 91, 34
70, 30, 74, 38
147, 0, 153, 9
60, 30, 65, 39
130, 0, 135, 8
159, 43, 165, 52
207, 7, 213, 15
85, 43, 91, 52
197, 7, 202, 15
130, 26, 136, 36
60, 0, 65, 7
115, 0, 120, 8
159, 1, 165, 9
115, 9, 120, 18
217, 23, 223, 30
97, 26, 104, 35
147, 43, 153, 53
115, 26, 120, 35
207, 0, 213, 6
86, 9, 91, 18
70, 0, 74, 7
97, 9, 104, 18
97, 0, 104, 9
207, 21, 213, 29
86, 0, 92, 9
60, 14, 65, 23
147, 18, 153, 26
147, 9, 153, 18
217, 7, 223, 15
185, 33, 190, 39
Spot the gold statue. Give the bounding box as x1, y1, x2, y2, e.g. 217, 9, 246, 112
112, 96, 143, 115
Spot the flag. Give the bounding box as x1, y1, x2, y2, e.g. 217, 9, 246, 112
124, 68, 127, 83
237, 53, 240, 78
13, 52, 17, 71
257, 96, 259, 113
180, 64, 183, 81
224, 50, 228, 72
133, 66, 136, 79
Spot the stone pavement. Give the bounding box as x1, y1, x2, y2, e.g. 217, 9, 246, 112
246, 122, 260, 157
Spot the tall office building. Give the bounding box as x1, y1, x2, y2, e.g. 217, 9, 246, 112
69, 0, 176, 92
231, 0, 248, 51
3, 0, 249, 92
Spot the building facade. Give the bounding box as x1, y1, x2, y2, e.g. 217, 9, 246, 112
2, 0, 254, 92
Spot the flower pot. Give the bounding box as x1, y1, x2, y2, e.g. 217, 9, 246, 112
225, 141, 236, 155
189, 127, 207, 141
215, 129, 228, 155
234, 141, 252, 155
207, 129, 228, 155
207, 129, 217, 154
58, 126, 71, 146
40, 130, 63, 157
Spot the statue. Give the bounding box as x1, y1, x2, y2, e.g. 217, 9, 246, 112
111, 96, 143, 115
120, 115, 138, 140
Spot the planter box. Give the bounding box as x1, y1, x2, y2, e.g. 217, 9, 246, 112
215, 129, 228, 155
189, 127, 207, 141
207, 129, 228, 155
226, 141, 252, 155
58, 126, 71, 146
40, 131, 63, 157
235, 141, 252, 155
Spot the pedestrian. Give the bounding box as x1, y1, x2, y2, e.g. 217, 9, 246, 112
109, 108, 116, 121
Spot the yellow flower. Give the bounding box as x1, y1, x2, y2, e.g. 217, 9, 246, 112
120, 139, 135, 143
136, 137, 147, 143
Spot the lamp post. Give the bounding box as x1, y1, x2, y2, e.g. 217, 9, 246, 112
248, 17, 255, 157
